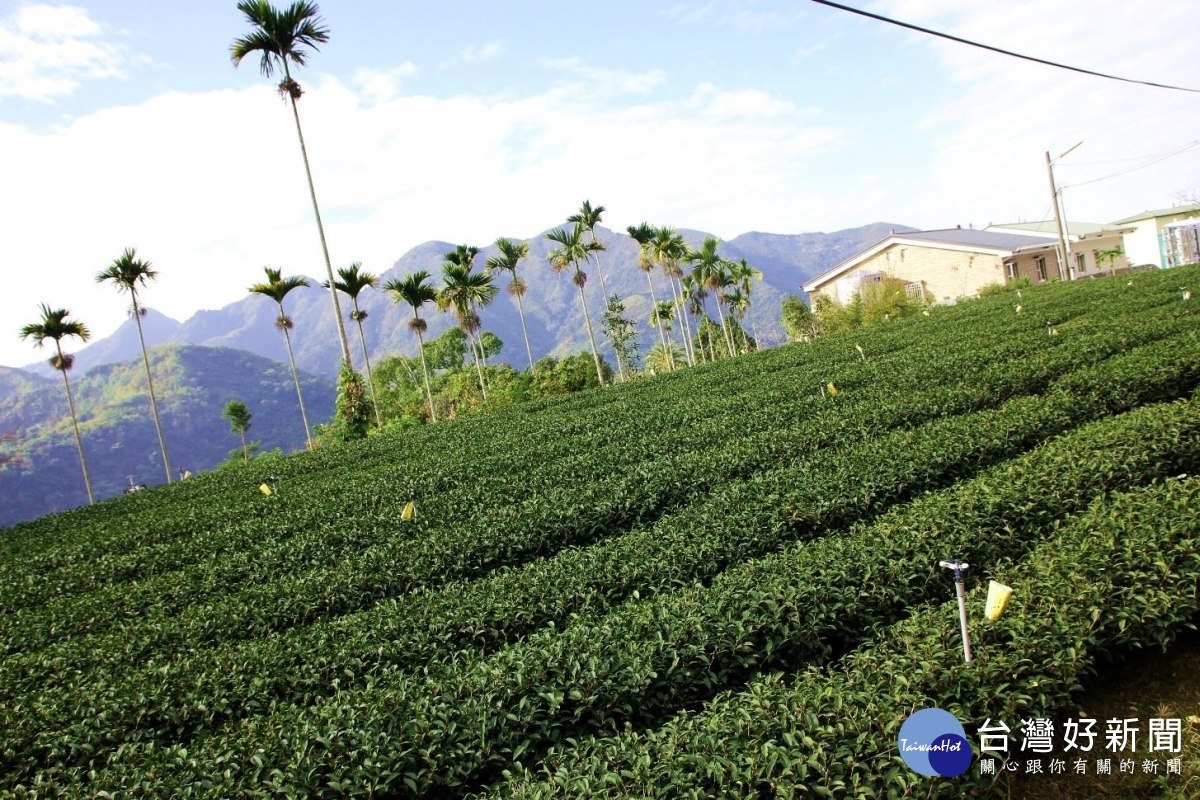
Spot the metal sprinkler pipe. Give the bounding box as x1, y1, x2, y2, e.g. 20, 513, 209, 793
938, 558, 974, 663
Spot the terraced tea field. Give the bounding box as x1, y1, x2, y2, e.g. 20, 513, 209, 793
2, 267, 1199, 798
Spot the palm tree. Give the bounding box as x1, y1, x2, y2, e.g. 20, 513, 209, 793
326, 262, 381, 427
383, 270, 439, 422
96, 248, 173, 483
727, 257, 763, 351
687, 236, 736, 357
648, 299, 677, 371
724, 287, 751, 352
546, 224, 607, 386
438, 252, 497, 399
249, 266, 313, 449
567, 200, 609, 301
19, 305, 95, 505
651, 227, 695, 366
628, 223, 672, 362
485, 238, 536, 374
231, 0, 352, 367
680, 273, 714, 362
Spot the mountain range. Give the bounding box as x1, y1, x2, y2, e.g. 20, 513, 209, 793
3, 222, 910, 526
22, 223, 911, 379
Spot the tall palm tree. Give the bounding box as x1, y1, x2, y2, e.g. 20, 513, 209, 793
383, 270, 439, 422
687, 236, 736, 357
485, 238, 536, 374
651, 227, 695, 366
326, 262, 381, 427
249, 266, 313, 449
567, 200, 609, 301
19, 305, 94, 505
96, 248, 173, 483
546, 224, 607, 386
628, 222, 671, 362
727, 257, 763, 351
680, 273, 714, 362
648, 299, 677, 371
438, 254, 497, 399
231, 0, 352, 367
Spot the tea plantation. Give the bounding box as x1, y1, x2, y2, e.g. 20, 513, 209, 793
2, 267, 1199, 798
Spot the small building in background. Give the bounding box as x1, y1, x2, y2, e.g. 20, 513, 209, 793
802, 228, 1057, 305
1111, 203, 1200, 268
988, 220, 1133, 279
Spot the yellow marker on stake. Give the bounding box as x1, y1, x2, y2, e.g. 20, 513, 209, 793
401, 500, 416, 521
259, 483, 272, 496
827, 382, 838, 396
985, 581, 1013, 622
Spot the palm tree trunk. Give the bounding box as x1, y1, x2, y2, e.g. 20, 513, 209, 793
281, 317, 313, 450
239, 430, 249, 464
415, 322, 437, 423
284, 63, 353, 367
131, 295, 172, 483
714, 300, 735, 357
576, 274, 606, 386
466, 326, 488, 399
748, 305, 761, 351
644, 271, 671, 369
514, 292, 536, 375
673, 277, 697, 366
354, 312, 382, 428
705, 321, 716, 362
57, 343, 93, 505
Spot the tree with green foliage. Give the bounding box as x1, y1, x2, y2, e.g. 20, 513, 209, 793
325, 263, 381, 428
439, 247, 496, 399
532, 352, 612, 397
680, 273, 713, 362
323, 362, 374, 442
19, 304, 94, 504
687, 236, 736, 357
230, 0, 352, 367
651, 227, 695, 366
221, 400, 254, 464
628, 222, 672, 361
780, 294, 818, 342
424, 326, 468, 372
811, 276, 926, 335
600, 295, 639, 379
644, 341, 684, 374
248, 266, 313, 449
649, 299, 678, 371
486, 238, 536, 373
96, 248, 173, 483
727, 258, 763, 350
546, 224, 607, 386
568, 200, 610, 302
384, 269, 440, 423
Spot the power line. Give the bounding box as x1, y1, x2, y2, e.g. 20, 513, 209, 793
1065, 139, 1200, 189
810, 0, 1200, 94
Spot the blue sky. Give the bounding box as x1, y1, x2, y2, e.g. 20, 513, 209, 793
3, 0, 1200, 367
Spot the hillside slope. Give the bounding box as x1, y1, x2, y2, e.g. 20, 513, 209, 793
1, 266, 1197, 797
0, 345, 334, 526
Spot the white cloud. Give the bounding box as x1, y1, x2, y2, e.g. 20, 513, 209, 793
541, 57, 666, 95
352, 63, 418, 104
460, 41, 502, 63
0, 4, 140, 102
872, 0, 1200, 227
0, 73, 844, 366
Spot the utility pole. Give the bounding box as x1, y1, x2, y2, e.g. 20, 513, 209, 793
1045, 142, 1082, 282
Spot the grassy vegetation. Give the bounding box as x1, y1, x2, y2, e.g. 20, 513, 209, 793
1, 266, 1198, 798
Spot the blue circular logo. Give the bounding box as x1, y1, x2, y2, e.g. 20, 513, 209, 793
898, 708, 972, 777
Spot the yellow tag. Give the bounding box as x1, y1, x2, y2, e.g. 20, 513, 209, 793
985, 581, 1013, 622
259, 483, 272, 496
401, 500, 416, 521
827, 382, 838, 396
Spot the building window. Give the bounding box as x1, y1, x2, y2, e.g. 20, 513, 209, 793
1005, 261, 1018, 280
1035, 256, 1047, 281
1076, 252, 1087, 273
